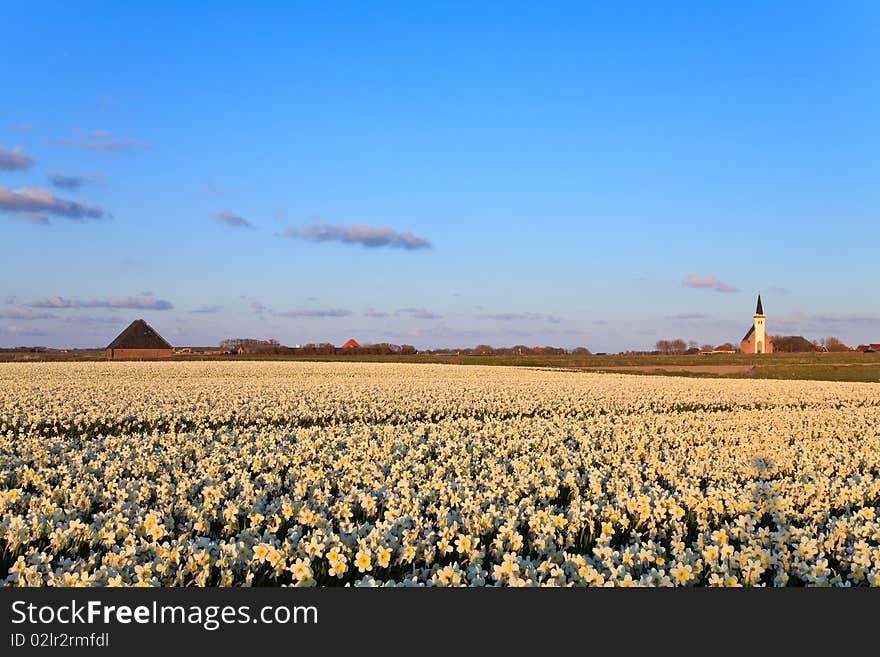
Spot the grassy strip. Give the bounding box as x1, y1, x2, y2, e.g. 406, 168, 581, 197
3, 352, 879, 382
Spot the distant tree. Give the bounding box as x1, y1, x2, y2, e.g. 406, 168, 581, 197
771, 335, 816, 353
820, 336, 851, 352
219, 338, 287, 354
363, 343, 396, 355
655, 338, 687, 355
571, 347, 592, 355
400, 344, 417, 355
700, 344, 714, 351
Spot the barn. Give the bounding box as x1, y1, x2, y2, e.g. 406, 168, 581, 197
106, 319, 173, 360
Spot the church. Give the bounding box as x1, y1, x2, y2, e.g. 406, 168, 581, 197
740, 294, 773, 354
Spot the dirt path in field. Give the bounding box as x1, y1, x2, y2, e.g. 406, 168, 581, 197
585, 365, 756, 375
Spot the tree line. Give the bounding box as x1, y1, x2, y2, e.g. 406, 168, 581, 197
217, 339, 592, 356
420, 345, 592, 356
219, 335, 855, 357
773, 336, 851, 352
653, 335, 853, 354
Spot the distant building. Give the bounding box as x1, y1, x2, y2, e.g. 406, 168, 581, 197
740, 294, 773, 354
341, 338, 361, 349
700, 344, 736, 354
106, 319, 173, 360
857, 344, 880, 352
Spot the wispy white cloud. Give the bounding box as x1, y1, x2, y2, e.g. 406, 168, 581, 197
21, 213, 49, 225
0, 186, 107, 221
480, 312, 563, 324
50, 129, 149, 153
397, 307, 442, 320
48, 171, 105, 191
0, 145, 33, 171
285, 223, 431, 250
213, 211, 252, 228
777, 311, 880, 327
26, 294, 173, 310
277, 308, 351, 318
682, 274, 738, 294
1, 324, 48, 337
0, 307, 57, 320
62, 315, 125, 325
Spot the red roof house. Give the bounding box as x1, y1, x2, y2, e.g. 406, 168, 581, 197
341, 338, 361, 349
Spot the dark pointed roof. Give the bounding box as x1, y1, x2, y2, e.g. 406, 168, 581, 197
742, 325, 755, 342
755, 294, 764, 316
106, 319, 172, 350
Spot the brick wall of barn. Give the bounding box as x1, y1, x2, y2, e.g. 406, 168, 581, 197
106, 348, 174, 360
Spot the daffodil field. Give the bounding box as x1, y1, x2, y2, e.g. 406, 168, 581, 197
2, 362, 879, 587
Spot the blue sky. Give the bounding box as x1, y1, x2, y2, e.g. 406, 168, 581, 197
1, 1, 878, 350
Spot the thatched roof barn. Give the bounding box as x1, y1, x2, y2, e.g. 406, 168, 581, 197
106, 319, 173, 360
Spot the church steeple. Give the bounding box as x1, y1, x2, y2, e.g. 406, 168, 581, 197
741, 292, 773, 354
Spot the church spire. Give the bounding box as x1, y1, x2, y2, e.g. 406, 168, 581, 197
755, 293, 764, 316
